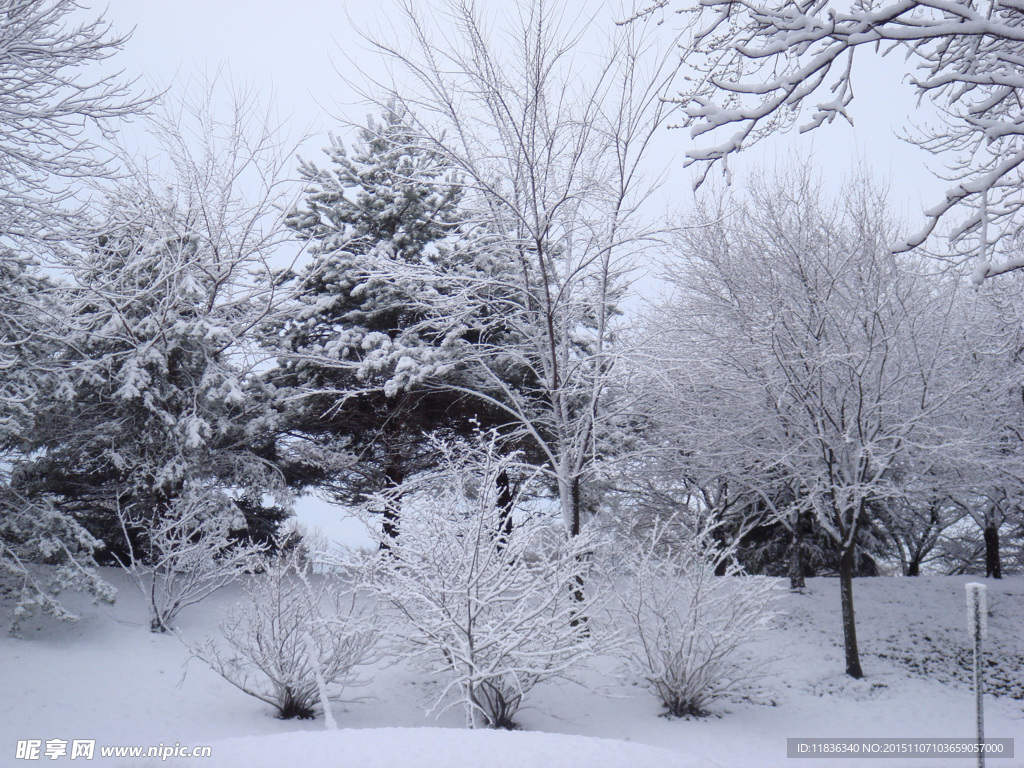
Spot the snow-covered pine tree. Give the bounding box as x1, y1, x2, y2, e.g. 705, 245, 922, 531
0, 0, 144, 627
18, 189, 283, 563
17, 86, 294, 567
0, 255, 53, 445
268, 108, 521, 542
0, 255, 113, 630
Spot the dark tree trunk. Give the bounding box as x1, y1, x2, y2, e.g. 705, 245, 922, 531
788, 510, 806, 591
569, 475, 582, 537
839, 544, 864, 679
568, 476, 587, 632
908, 502, 942, 577
496, 469, 514, 551
984, 524, 1001, 579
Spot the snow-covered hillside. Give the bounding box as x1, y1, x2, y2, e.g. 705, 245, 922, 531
2, 571, 1021, 768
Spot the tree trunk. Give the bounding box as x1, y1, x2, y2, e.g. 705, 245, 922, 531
788, 510, 806, 591
569, 475, 582, 537
839, 544, 864, 679
906, 503, 942, 577
568, 476, 587, 632
983, 524, 1001, 579
496, 469, 514, 551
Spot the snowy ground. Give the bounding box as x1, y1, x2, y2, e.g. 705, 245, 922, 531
2, 570, 1022, 767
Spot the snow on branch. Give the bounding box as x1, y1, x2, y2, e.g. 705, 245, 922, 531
0, 489, 114, 635
659, 0, 1024, 276
361, 437, 599, 729
114, 486, 267, 633
0, 0, 147, 248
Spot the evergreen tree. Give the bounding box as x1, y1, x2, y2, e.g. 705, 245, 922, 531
0, 0, 144, 627
16, 79, 296, 563
269, 109, 521, 541
0, 254, 113, 627
17, 187, 287, 561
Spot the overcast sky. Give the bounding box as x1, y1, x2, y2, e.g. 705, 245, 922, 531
102, 0, 366, 137
92, 0, 951, 545
98, 0, 947, 209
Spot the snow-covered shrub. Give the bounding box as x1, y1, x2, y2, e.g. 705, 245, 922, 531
365, 440, 596, 729
604, 520, 779, 717
115, 486, 266, 632
193, 548, 378, 720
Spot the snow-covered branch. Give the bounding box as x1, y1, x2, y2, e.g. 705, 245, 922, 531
114, 486, 266, 633
653, 0, 1024, 276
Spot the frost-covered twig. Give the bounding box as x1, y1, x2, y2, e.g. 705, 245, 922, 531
114, 487, 266, 633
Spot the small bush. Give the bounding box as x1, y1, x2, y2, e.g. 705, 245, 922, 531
115, 487, 266, 633
365, 439, 596, 729
193, 548, 377, 720
605, 521, 779, 717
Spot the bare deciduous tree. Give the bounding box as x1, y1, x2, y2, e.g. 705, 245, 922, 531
643, 0, 1024, 280
652, 168, 1004, 677
308, 0, 678, 539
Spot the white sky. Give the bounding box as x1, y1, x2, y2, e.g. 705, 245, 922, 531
101, 1, 366, 138
92, 0, 951, 546
98, 0, 948, 210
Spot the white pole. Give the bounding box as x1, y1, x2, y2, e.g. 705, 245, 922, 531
965, 583, 987, 768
